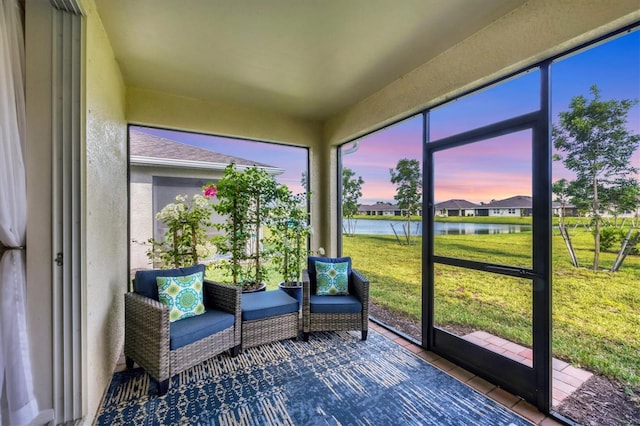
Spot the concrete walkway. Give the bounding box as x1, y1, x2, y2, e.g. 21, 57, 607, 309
462, 330, 593, 407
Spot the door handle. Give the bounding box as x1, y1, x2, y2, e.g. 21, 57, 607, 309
484, 264, 541, 279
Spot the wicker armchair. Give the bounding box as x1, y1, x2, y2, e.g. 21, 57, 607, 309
124, 265, 241, 395
302, 256, 369, 341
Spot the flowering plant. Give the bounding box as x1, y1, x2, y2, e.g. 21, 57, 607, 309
147, 186, 217, 268
268, 186, 312, 286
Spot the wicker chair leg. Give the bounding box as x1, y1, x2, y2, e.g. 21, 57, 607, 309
231, 345, 241, 357
362, 330, 368, 341
125, 356, 134, 369
303, 332, 309, 341
157, 379, 169, 396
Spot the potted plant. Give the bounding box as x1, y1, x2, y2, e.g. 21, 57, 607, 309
146, 191, 216, 268
211, 163, 278, 292
269, 185, 311, 306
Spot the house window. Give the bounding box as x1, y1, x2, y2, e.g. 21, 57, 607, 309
508, 208, 516, 214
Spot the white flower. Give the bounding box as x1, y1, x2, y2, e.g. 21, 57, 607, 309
193, 194, 209, 208
196, 241, 216, 258
157, 203, 180, 221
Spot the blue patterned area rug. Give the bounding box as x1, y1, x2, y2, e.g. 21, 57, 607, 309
97, 331, 532, 425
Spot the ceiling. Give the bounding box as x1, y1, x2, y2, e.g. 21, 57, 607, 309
95, 0, 528, 121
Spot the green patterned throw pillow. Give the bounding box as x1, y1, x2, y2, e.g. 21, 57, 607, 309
156, 272, 205, 322
315, 261, 349, 296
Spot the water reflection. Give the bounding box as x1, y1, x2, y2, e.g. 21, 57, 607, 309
436, 222, 531, 235
344, 219, 531, 236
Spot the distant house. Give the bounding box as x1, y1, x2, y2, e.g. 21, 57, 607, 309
477, 195, 533, 217
357, 203, 423, 217
129, 129, 282, 270
434, 199, 479, 217
435, 195, 576, 217
358, 203, 400, 216
477, 195, 576, 217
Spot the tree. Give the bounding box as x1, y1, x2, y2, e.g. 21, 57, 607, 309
552, 178, 570, 226
389, 158, 422, 245
553, 85, 640, 270
601, 178, 640, 227
342, 168, 364, 236
212, 164, 278, 288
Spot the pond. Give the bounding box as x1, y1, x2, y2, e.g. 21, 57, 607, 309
343, 219, 532, 236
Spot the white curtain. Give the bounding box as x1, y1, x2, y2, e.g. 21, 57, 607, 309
0, 0, 39, 425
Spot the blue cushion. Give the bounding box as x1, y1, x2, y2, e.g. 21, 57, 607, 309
169, 308, 235, 350
307, 257, 351, 292
134, 264, 205, 301
241, 290, 298, 321
309, 295, 362, 314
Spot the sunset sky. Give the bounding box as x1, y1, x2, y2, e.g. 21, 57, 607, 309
134, 30, 639, 205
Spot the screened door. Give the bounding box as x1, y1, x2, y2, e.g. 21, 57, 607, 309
424, 109, 552, 410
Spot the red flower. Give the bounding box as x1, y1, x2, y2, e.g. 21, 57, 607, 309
203, 184, 217, 198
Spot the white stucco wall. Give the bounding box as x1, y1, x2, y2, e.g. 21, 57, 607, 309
129, 173, 153, 272
83, 0, 127, 422
126, 87, 323, 147
488, 208, 523, 217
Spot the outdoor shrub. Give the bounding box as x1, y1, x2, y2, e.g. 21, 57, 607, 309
596, 226, 624, 252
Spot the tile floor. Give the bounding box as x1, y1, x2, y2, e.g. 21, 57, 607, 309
374, 321, 578, 425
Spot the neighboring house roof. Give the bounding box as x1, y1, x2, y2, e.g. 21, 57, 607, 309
483, 195, 532, 209
358, 203, 399, 212
481, 195, 573, 209
129, 129, 283, 175
434, 199, 480, 210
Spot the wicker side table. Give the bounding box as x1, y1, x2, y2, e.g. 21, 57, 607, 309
241, 290, 299, 350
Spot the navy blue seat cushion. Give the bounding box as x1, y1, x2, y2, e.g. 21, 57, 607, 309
134, 264, 205, 301
241, 290, 298, 321
309, 295, 362, 314
169, 308, 235, 350
307, 256, 351, 293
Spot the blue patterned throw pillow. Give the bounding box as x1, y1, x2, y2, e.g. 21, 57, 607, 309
315, 261, 349, 296
156, 272, 205, 322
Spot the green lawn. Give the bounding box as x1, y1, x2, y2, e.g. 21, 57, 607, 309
342, 229, 640, 387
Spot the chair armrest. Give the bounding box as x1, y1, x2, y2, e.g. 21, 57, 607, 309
351, 269, 370, 318
204, 280, 242, 346
302, 269, 311, 330
124, 292, 170, 380
204, 280, 241, 314
302, 269, 311, 306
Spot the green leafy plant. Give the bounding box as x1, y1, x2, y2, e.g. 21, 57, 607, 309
212, 163, 278, 289
269, 185, 311, 285
146, 191, 216, 268
389, 158, 422, 245
342, 167, 364, 237
597, 226, 624, 252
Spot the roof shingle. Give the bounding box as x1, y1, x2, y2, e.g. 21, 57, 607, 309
130, 129, 272, 168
